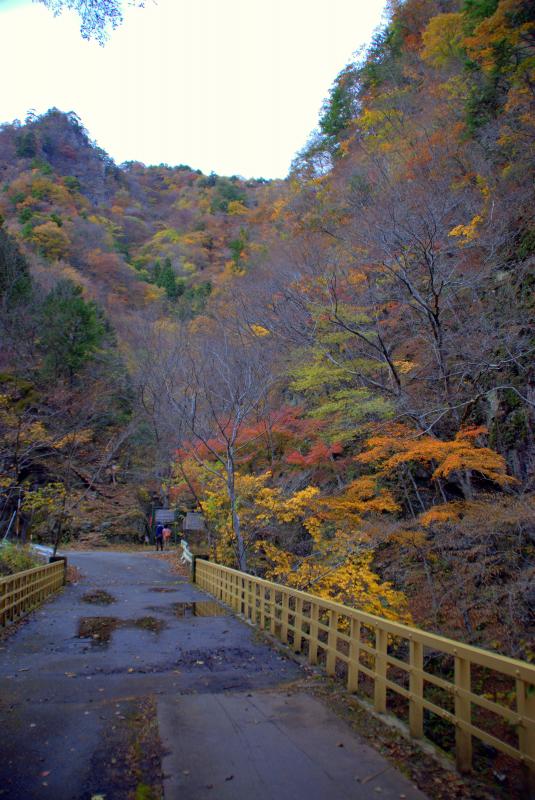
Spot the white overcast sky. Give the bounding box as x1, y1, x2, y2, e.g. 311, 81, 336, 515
0, 0, 386, 178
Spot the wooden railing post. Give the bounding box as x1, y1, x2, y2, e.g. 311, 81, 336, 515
281, 591, 289, 643
260, 585, 266, 630
293, 597, 303, 652
454, 654, 472, 773
196, 559, 535, 781
374, 627, 387, 713
347, 618, 361, 692
227, 571, 232, 607
326, 611, 338, 675
269, 588, 276, 634
409, 637, 424, 739
308, 602, 319, 665
248, 579, 254, 621
517, 678, 535, 798
251, 581, 257, 623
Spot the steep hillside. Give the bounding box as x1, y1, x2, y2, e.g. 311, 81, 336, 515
162, 0, 535, 658
0, 108, 279, 326
0, 0, 533, 660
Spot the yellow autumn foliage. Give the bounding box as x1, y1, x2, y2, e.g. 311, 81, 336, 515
449, 214, 484, 242
250, 324, 270, 337
421, 12, 465, 67
227, 200, 249, 216
259, 540, 410, 622
54, 429, 94, 450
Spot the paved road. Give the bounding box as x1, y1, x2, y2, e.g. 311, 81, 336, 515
0, 551, 427, 799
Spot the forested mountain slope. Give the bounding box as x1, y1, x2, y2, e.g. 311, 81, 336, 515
0, 108, 277, 324
0, 0, 533, 659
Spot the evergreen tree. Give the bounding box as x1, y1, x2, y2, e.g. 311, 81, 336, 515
41, 279, 105, 381
0, 226, 32, 305
155, 258, 182, 301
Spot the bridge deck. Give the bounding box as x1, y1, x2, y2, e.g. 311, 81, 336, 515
0, 551, 426, 799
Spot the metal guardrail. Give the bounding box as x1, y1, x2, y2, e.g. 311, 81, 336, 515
195, 559, 535, 787
0, 560, 65, 627
1, 511, 16, 542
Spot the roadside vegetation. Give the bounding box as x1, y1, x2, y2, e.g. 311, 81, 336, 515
0, 543, 41, 577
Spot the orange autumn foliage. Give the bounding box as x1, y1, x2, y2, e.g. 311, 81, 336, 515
357, 425, 516, 489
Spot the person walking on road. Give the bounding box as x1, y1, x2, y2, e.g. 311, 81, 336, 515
155, 522, 164, 552
162, 525, 172, 549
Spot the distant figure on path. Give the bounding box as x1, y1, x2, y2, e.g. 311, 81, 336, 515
155, 522, 164, 551
162, 525, 172, 549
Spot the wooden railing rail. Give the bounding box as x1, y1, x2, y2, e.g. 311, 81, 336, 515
0, 561, 65, 627
195, 558, 535, 788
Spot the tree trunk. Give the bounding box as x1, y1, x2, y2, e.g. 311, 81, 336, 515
52, 519, 63, 557
227, 451, 247, 571
459, 470, 473, 500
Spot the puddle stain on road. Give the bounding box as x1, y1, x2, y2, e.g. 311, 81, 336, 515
172, 601, 228, 618
77, 616, 167, 647
146, 601, 229, 618
77, 602, 226, 649
81, 590, 116, 606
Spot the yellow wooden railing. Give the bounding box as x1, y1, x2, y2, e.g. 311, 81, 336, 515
195, 558, 535, 786
0, 560, 65, 627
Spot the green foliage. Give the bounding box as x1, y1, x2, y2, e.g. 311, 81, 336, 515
319, 64, 359, 147
0, 544, 40, 577
308, 388, 393, 423
18, 207, 33, 224
229, 228, 249, 268
210, 178, 247, 213
21, 222, 34, 239
153, 258, 181, 300
518, 229, 535, 260
30, 158, 53, 175
10, 191, 25, 207
290, 358, 353, 393
15, 130, 37, 159
462, 0, 499, 30
0, 227, 32, 304
63, 175, 81, 193
176, 280, 212, 318
40, 279, 105, 380
149, 258, 211, 313
465, 76, 502, 132
359, 23, 404, 91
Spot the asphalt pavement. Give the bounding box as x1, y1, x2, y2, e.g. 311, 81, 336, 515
0, 550, 427, 799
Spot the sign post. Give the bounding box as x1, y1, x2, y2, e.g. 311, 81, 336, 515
154, 509, 176, 525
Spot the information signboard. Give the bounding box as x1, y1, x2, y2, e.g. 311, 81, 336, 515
154, 509, 176, 524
